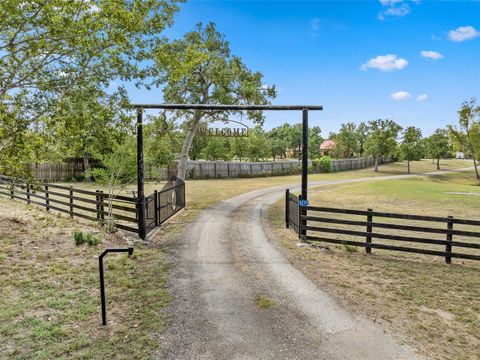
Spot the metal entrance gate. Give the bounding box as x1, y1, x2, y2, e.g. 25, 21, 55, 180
144, 177, 186, 235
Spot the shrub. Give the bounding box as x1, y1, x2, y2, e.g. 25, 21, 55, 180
319, 156, 333, 173
73, 230, 102, 247
74, 230, 85, 246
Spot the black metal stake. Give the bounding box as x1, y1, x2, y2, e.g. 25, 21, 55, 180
99, 247, 134, 326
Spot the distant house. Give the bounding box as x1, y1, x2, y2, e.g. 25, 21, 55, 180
456, 152, 465, 159
320, 140, 336, 156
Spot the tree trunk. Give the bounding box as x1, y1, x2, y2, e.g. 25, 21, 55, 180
83, 153, 91, 181
436, 158, 440, 170
407, 159, 410, 174
473, 158, 480, 180
177, 112, 202, 180
374, 155, 379, 172
466, 129, 480, 180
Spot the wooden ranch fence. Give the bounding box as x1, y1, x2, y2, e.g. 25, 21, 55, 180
286, 190, 480, 263
0, 175, 185, 237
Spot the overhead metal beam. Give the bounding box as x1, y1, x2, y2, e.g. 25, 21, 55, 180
131, 103, 323, 111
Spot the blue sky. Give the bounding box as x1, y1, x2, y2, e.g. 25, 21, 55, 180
127, 0, 480, 136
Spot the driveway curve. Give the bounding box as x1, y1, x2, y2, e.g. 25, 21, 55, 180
159, 170, 472, 359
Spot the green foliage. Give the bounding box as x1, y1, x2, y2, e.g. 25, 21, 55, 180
246, 127, 270, 161
231, 137, 248, 161
456, 98, 480, 179
317, 156, 333, 173
331, 122, 358, 158
400, 127, 423, 173
1, 0, 180, 99
74, 230, 102, 247
308, 126, 323, 159
154, 22, 276, 178
364, 119, 402, 171
425, 129, 451, 169
201, 137, 231, 161
87, 137, 137, 185
145, 113, 180, 167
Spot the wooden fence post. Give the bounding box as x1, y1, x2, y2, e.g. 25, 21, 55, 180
45, 184, 49, 211
69, 186, 74, 218
96, 190, 100, 221
154, 190, 159, 227
26, 184, 30, 204
285, 189, 290, 229
446, 216, 453, 264
10, 180, 14, 199
366, 208, 373, 254
100, 190, 105, 222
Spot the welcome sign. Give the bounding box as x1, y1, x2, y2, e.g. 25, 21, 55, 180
197, 120, 250, 137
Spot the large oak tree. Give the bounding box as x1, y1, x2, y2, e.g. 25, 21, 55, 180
153, 22, 276, 180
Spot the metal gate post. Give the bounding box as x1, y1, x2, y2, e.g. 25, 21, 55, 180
300, 108, 308, 237
136, 108, 146, 239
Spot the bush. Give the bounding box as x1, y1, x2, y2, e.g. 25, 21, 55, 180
73, 230, 102, 247
319, 156, 333, 173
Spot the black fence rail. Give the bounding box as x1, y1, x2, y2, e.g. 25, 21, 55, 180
0, 175, 186, 237
285, 189, 480, 263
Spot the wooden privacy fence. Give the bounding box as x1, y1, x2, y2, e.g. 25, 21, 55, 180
286, 189, 480, 263
0, 175, 185, 237
28, 157, 385, 181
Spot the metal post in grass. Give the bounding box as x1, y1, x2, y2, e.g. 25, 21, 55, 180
446, 216, 453, 264
26, 183, 30, 204
99, 247, 134, 326
366, 208, 373, 254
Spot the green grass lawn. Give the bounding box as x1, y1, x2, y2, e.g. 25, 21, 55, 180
308, 170, 480, 217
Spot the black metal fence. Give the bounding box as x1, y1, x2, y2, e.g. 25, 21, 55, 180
285, 189, 480, 263
0, 175, 185, 237
144, 177, 185, 235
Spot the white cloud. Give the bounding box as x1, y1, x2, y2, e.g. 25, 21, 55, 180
420, 50, 444, 60
448, 26, 480, 42
378, 0, 410, 19
361, 54, 409, 71
390, 91, 412, 100
417, 94, 429, 102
